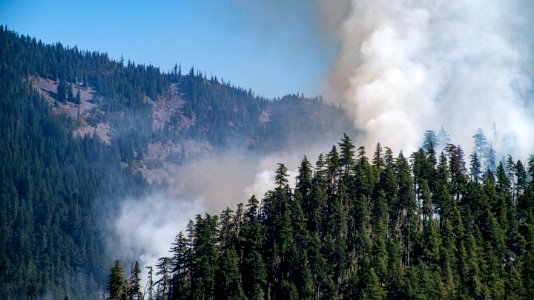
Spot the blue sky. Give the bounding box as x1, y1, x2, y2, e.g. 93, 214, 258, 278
0, 0, 335, 98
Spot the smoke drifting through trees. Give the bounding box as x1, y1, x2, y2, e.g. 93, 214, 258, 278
108, 134, 534, 299
110, 148, 315, 285
321, 0, 534, 155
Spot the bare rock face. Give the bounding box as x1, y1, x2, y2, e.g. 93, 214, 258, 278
73, 123, 111, 145
150, 83, 185, 130
29, 76, 112, 144
28, 76, 215, 184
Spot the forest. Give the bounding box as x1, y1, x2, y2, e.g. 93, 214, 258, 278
108, 134, 534, 299
0, 27, 150, 298
2, 24, 534, 300
0, 26, 355, 299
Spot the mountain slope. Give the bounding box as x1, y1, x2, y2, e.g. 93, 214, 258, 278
0, 26, 355, 298
3, 26, 355, 182
0, 42, 148, 299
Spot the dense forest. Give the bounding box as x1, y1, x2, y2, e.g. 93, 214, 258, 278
109, 134, 534, 299
0, 27, 150, 298
0, 26, 355, 298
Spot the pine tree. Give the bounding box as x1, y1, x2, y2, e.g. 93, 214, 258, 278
371, 190, 389, 282
191, 214, 219, 299
396, 153, 418, 266
75, 89, 81, 104
108, 260, 127, 300
422, 219, 440, 263
470, 152, 482, 184
473, 128, 489, 166
363, 268, 386, 299
326, 146, 340, 185
436, 126, 450, 149
57, 80, 68, 103
67, 83, 74, 102
521, 224, 534, 297
170, 232, 191, 300
241, 197, 267, 299
156, 257, 172, 299
423, 130, 437, 152
129, 261, 143, 300
372, 143, 385, 170
146, 266, 155, 300
215, 247, 246, 299
338, 133, 355, 173
275, 163, 289, 189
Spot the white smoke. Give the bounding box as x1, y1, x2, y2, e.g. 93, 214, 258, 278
110, 149, 308, 284
110, 192, 204, 286
323, 0, 534, 156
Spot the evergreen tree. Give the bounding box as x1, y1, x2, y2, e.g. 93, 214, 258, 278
155, 257, 172, 299
146, 266, 155, 300
372, 143, 385, 169
108, 260, 127, 300
470, 152, 482, 184
275, 163, 289, 189
338, 133, 356, 173
241, 197, 267, 299
169, 232, 191, 300
75, 89, 81, 104
423, 130, 437, 152
57, 80, 68, 102
67, 83, 74, 102
473, 128, 489, 165
190, 214, 218, 299
129, 261, 143, 300
215, 247, 246, 299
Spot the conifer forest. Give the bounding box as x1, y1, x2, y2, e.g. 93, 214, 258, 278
2, 2, 534, 298
108, 134, 534, 299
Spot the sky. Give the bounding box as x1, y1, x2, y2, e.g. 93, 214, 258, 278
0, 0, 335, 99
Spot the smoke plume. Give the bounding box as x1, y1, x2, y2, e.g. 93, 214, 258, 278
111, 193, 204, 277
322, 0, 534, 155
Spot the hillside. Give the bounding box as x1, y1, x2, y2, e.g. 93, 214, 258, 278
0, 26, 355, 298
2, 26, 355, 183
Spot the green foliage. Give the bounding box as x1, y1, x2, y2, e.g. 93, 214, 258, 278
129, 261, 143, 300
0, 27, 149, 298
108, 260, 127, 300
113, 135, 534, 299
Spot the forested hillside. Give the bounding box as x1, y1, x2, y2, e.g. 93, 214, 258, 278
110, 135, 534, 299
1, 26, 354, 184
0, 26, 355, 299
0, 35, 148, 298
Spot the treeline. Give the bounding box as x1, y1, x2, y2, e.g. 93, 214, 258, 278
110, 134, 534, 299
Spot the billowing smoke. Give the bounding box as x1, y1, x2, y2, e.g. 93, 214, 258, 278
110, 193, 204, 280
322, 0, 534, 156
